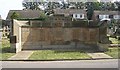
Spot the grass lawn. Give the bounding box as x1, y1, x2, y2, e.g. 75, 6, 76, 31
0, 38, 15, 60
109, 37, 120, 44
105, 47, 119, 59
29, 50, 91, 60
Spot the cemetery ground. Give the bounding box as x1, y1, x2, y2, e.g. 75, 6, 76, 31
0, 38, 15, 60
0, 37, 119, 61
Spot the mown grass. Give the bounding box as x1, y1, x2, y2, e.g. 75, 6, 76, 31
0, 38, 15, 60
105, 47, 119, 59
29, 50, 91, 60
109, 37, 120, 44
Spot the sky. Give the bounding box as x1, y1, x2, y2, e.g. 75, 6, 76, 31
0, 0, 120, 19
0, 0, 23, 19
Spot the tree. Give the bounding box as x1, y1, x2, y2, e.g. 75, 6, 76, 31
47, 2, 56, 10
109, 3, 116, 10
86, 2, 94, 20
39, 12, 48, 20
92, 2, 101, 10
22, 2, 41, 10
115, 1, 120, 11
10, 12, 19, 19
75, 2, 85, 9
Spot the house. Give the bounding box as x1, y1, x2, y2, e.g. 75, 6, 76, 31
6, 10, 44, 36
8, 9, 87, 28
53, 9, 87, 20
50, 9, 87, 27
93, 11, 120, 35
93, 11, 120, 21
6, 10, 43, 20
6, 10, 44, 28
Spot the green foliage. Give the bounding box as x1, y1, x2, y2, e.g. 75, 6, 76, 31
72, 20, 88, 27
115, 2, 120, 11
10, 12, 20, 19
93, 2, 101, 10
17, 18, 45, 21
22, 1, 40, 10
86, 2, 94, 20
39, 12, 48, 20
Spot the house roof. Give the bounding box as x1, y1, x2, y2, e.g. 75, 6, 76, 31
94, 11, 119, 15
53, 9, 86, 15
6, 10, 43, 20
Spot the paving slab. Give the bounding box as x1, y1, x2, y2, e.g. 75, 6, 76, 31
8, 51, 33, 60
109, 44, 120, 47
87, 53, 113, 59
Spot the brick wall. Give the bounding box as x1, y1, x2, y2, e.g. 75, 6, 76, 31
21, 27, 99, 50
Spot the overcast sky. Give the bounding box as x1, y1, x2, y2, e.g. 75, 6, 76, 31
0, 0, 119, 19
0, 0, 23, 19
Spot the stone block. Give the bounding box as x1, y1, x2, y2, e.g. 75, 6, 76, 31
10, 43, 21, 53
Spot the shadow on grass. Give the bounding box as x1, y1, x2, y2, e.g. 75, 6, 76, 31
54, 50, 85, 53
54, 45, 102, 53
25, 44, 104, 53
1, 38, 15, 53
54, 49, 100, 53
1, 47, 14, 53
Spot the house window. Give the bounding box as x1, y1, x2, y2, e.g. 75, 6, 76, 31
80, 14, 84, 19
109, 15, 113, 18
73, 14, 84, 19
75, 14, 77, 18
97, 15, 99, 19
114, 15, 120, 19
80, 15, 83, 18
99, 15, 103, 19
99, 15, 109, 19
104, 15, 109, 18
73, 14, 77, 18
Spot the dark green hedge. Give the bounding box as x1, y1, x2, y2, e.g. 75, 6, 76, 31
17, 17, 46, 21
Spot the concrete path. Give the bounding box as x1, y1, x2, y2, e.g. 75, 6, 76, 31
87, 53, 113, 59
109, 44, 120, 47
8, 51, 33, 60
